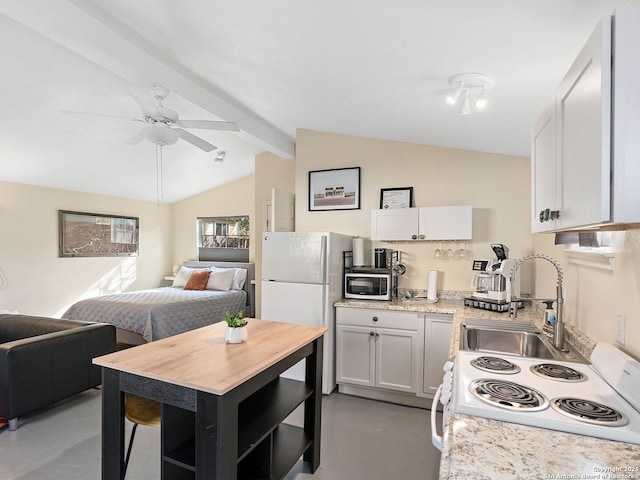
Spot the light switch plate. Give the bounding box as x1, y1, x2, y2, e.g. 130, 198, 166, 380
615, 312, 626, 345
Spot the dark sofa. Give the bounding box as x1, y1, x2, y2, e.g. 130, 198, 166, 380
0, 314, 116, 430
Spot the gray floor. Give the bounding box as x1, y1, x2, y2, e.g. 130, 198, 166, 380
0, 389, 441, 479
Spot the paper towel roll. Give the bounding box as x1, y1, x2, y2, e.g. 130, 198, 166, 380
353, 238, 365, 266
427, 270, 438, 300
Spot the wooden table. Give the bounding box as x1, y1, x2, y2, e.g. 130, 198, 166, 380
93, 318, 327, 480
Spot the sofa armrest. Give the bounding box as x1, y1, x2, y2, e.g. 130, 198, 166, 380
0, 323, 116, 420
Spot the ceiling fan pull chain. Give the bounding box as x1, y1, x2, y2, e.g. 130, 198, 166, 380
156, 144, 165, 206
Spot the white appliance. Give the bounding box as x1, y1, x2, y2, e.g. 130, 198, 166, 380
261, 231, 353, 394
431, 343, 640, 450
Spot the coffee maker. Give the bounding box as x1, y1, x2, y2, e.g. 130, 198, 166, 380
464, 244, 522, 312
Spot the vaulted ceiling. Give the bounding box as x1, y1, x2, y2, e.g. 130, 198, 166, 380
0, 0, 636, 203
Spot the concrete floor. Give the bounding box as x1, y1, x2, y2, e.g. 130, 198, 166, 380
0, 389, 441, 479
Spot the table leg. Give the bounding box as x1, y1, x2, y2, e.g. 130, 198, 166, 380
102, 368, 124, 480
195, 390, 238, 480
303, 335, 323, 472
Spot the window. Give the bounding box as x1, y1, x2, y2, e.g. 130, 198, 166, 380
197, 216, 250, 249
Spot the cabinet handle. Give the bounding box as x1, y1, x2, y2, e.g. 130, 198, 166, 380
370, 331, 375, 337
372, 316, 378, 322
375, 333, 380, 338
549, 210, 560, 220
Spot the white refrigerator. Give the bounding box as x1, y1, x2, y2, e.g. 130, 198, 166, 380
261, 231, 353, 394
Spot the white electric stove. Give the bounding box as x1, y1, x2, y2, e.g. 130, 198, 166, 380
432, 343, 640, 450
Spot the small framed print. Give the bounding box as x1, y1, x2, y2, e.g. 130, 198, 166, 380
380, 187, 413, 209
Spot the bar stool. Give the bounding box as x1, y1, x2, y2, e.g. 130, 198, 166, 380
124, 393, 161, 476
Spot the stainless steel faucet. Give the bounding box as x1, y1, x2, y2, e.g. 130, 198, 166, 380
508, 254, 565, 350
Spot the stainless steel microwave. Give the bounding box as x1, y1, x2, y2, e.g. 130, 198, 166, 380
344, 272, 391, 300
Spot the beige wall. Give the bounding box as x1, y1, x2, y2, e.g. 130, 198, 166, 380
171, 174, 256, 266
0, 180, 172, 317
532, 231, 640, 358
294, 129, 533, 293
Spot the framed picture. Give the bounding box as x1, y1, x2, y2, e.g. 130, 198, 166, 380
59, 210, 139, 257
308, 167, 361, 211
380, 187, 413, 209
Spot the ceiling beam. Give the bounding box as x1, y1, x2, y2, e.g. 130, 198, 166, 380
0, 0, 295, 159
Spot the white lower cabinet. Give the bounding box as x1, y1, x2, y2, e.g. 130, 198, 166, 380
336, 308, 419, 394
420, 313, 454, 397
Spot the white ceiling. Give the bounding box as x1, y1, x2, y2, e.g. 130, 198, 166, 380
1, 0, 637, 204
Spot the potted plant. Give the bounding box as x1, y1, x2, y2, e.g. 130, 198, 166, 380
223, 311, 248, 344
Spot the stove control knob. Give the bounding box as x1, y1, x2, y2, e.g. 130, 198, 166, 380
443, 360, 454, 372
441, 390, 452, 405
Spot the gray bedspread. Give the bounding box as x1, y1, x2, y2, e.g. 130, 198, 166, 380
62, 287, 247, 341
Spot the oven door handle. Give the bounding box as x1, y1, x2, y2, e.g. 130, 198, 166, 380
431, 384, 443, 452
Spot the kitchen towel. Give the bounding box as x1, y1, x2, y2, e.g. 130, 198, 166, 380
353, 237, 365, 266
427, 270, 438, 300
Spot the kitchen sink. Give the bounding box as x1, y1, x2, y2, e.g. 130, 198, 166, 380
459, 319, 587, 363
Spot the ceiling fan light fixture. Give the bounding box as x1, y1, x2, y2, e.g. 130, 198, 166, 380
143, 124, 179, 146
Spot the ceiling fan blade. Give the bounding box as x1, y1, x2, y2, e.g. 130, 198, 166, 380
123, 129, 146, 145
174, 128, 217, 152
177, 120, 240, 131
62, 110, 143, 122
129, 93, 162, 120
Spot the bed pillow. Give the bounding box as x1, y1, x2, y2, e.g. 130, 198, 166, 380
205, 268, 235, 291
172, 266, 209, 288
208, 267, 248, 290
184, 270, 212, 291
232, 268, 248, 290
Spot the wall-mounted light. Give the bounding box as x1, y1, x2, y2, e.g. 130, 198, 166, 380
445, 73, 494, 115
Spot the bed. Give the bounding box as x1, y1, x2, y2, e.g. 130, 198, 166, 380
62, 261, 255, 346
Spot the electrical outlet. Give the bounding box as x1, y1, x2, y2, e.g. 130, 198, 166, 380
615, 312, 626, 345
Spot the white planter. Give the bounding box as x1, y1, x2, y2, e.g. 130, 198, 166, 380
225, 326, 248, 344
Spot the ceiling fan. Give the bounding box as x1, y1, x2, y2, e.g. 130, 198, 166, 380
64, 84, 240, 204
65, 84, 239, 152
123, 84, 239, 152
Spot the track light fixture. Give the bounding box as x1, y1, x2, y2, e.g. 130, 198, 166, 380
214, 151, 226, 164
445, 73, 494, 115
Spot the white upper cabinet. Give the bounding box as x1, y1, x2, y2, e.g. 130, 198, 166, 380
370, 208, 420, 241
419, 205, 472, 241
371, 206, 472, 241
531, 98, 558, 232
531, 5, 640, 232
555, 17, 611, 231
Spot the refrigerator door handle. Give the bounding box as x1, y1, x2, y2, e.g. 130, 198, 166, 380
320, 235, 327, 284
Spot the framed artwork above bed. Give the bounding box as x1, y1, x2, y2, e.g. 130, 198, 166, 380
58, 210, 139, 257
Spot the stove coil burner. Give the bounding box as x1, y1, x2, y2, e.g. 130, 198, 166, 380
470, 356, 521, 374
469, 379, 549, 411
550, 398, 628, 426
530, 363, 586, 382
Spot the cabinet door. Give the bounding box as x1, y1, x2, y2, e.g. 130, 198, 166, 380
418, 205, 472, 240
371, 208, 419, 241
422, 314, 453, 396
375, 328, 418, 393
336, 325, 375, 387
530, 98, 557, 233
555, 17, 612, 230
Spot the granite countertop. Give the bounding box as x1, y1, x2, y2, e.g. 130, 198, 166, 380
335, 296, 640, 479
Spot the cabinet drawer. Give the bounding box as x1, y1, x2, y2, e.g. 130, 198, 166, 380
336, 307, 419, 330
